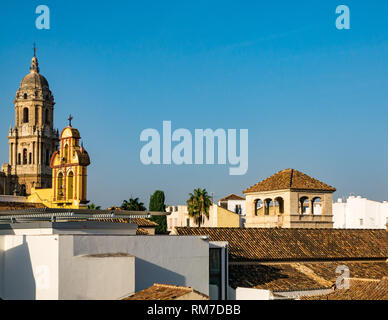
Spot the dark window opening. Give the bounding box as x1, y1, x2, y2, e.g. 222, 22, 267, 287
45, 149, 50, 165
23, 108, 29, 123
210, 248, 222, 300
23, 149, 28, 165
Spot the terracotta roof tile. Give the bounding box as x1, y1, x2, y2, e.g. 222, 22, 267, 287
0, 202, 46, 211
124, 284, 209, 300
230, 261, 388, 292
131, 218, 158, 227
136, 228, 151, 235
243, 169, 336, 193
300, 261, 388, 282
303, 278, 388, 300
218, 194, 245, 202
229, 264, 331, 291
175, 227, 388, 262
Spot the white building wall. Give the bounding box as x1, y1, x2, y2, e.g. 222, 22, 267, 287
58, 236, 135, 300
333, 196, 388, 229
0, 232, 210, 300
227, 200, 246, 215
70, 235, 210, 295
235, 287, 274, 300
0, 235, 59, 300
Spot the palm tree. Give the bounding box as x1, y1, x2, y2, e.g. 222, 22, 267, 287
88, 203, 101, 210
186, 188, 212, 227
121, 197, 146, 211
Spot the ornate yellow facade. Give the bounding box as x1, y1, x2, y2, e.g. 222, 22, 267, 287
28, 123, 90, 209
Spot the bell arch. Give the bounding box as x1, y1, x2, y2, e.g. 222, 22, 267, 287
67, 171, 74, 200
299, 196, 309, 214
274, 197, 284, 214
254, 199, 263, 216
311, 197, 322, 215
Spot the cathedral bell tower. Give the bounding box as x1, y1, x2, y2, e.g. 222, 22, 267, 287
6, 50, 59, 195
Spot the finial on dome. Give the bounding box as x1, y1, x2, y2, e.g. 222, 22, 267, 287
30, 43, 40, 73
68, 114, 73, 127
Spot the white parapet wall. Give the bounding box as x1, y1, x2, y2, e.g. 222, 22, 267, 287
235, 287, 274, 300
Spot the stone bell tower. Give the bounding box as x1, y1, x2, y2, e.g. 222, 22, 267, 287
4, 49, 59, 195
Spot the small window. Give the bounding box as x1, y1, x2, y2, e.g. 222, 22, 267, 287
186, 218, 190, 227
23, 108, 29, 123
63, 144, 69, 163
23, 93, 28, 99
29, 153, 32, 164
18, 153, 21, 165
46, 149, 50, 165
23, 149, 28, 165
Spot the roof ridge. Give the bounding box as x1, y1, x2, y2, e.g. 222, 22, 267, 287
154, 283, 192, 290
243, 168, 336, 194
291, 263, 333, 288
289, 169, 294, 188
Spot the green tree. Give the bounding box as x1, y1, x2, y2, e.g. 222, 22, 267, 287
121, 197, 146, 211
88, 203, 101, 210
186, 188, 212, 227
149, 190, 167, 234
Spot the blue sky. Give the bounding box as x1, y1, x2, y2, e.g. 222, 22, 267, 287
0, 1, 387, 208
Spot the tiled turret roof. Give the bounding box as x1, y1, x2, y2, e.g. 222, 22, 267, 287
243, 169, 336, 193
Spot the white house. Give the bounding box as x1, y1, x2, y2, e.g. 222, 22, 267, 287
0, 219, 214, 300
218, 194, 246, 215
333, 195, 388, 229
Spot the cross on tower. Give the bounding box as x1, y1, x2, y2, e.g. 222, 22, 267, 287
33, 43, 37, 57
68, 114, 73, 127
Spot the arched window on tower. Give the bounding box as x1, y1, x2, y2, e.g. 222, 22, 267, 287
67, 171, 74, 200
23, 148, 28, 165
311, 197, 322, 215
23, 93, 28, 99
264, 199, 273, 215
254, 199, 263, 216
23, 107, 29, 123
57, 172, 64, 200
299, 197, 309, 214
275, 197, 284, 214
35, 107, 39, 125
63, 144, 69, 163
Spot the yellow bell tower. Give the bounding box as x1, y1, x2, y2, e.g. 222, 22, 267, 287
28, 116, 90, 209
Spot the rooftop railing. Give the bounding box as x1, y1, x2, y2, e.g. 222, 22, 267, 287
0, 208, 166, 223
